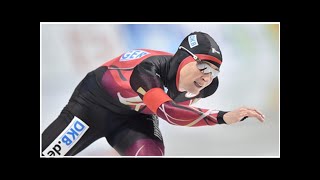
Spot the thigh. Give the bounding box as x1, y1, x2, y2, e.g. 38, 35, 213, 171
42, 104, 103, 156
110, 115, 165, 156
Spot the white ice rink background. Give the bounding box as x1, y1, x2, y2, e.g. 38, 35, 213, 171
41, 23, 279, 157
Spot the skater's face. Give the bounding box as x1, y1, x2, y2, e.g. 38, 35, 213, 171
178, 61, 219, 95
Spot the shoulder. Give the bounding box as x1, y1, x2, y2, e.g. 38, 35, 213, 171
138, 49, 173, 56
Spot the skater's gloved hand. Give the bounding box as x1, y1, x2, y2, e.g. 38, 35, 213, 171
223, 107, 265, 124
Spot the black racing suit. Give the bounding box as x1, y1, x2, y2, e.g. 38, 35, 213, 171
41, 49, 227, 156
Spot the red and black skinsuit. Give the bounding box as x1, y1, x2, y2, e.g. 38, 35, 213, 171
42, 32, 228, 156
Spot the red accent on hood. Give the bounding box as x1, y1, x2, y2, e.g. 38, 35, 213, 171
196, 54, 222, 65
176, 56, 195, 92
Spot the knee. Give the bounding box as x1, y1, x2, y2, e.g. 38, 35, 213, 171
124, 139, 164, 156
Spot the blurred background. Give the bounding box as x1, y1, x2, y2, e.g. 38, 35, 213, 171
40, 23, 279, 157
